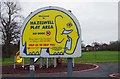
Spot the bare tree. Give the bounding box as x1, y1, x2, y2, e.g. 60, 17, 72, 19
0, 0, 24, 57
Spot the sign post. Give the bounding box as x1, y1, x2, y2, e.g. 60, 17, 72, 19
29, 58, 35, 77
67, 58, 73, 77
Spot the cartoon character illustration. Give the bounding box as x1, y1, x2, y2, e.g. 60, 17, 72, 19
21, 10, 79, 55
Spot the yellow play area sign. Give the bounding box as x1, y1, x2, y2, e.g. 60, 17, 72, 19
20, 6, 81, 58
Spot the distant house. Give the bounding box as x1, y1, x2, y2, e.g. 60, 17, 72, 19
85, 45, 93, 51
102, 43, 108, 47
94, 44, 100, 51
101, 43, 108, 50
82, 47, 85, 52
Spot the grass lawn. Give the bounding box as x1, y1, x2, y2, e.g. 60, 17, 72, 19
2, 51, 120, 65
74, 51, 119, 63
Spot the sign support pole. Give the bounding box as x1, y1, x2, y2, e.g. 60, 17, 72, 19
54, 58, 57, 67
29, 58, 35, 77
67, 58, 72, 77
40, 57, 42, 68
13, 56, 16, 69
22, 58, 24, 68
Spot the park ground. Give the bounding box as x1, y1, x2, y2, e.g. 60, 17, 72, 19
1, 51, 120, 78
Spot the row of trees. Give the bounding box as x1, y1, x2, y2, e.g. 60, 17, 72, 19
0, 0, 24, 57
82, 41, 120, 52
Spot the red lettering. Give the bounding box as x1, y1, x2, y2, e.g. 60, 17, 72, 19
29, 44, 34, 46
43, 44, 49, 46
50, 44, 55, 46
39, 44, 42, 46
40, 40, 43, 42
35, 44, 38, 46
47, 40, 50, 42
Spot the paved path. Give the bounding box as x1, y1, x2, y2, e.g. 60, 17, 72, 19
2, 63, 119, 77
34, 63, 119, 77
72, 63, 119, 77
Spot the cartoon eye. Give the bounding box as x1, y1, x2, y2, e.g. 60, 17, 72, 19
66, 22, 72, 27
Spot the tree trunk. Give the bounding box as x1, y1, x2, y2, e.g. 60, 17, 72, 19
4, 36, 11, 58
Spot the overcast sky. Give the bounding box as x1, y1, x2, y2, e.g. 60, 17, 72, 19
1, 0, 118, 45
